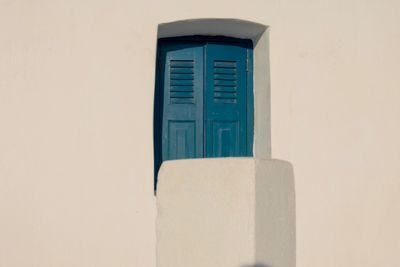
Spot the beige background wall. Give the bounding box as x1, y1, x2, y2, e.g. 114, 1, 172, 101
1, 0, 399, 267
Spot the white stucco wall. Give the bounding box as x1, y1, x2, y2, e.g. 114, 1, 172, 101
157, 158, 295, 267
1, 1, 400, 267
157, 158, 257, 267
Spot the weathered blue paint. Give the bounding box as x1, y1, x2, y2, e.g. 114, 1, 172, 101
154, 37, 253, 191
160, 43, 204, 162
205, 43, 249, 157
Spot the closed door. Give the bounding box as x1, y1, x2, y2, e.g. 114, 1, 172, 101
154, 37, 253, 186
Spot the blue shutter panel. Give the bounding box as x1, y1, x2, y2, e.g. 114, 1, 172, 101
205, 43, 249, 157
161, 44, 204, 162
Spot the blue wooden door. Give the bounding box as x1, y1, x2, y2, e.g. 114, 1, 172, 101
205, 43, 250, 157
155, 38, 253, 189
159, 43, 204, 163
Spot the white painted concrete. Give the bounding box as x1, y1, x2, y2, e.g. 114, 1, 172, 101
255, 160, 296, 267
157, 158, 295, 267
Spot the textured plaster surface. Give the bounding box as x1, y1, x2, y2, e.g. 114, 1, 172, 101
255, 160, 295, 267
1, 1, 400, 266
157, 158, 295, 267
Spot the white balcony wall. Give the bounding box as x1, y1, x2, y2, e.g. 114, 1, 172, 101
157, 158, 295, 267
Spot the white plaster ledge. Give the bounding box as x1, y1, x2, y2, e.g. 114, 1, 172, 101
156, 158, 295, 267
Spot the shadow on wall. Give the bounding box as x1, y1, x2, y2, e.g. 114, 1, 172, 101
242, 264, 270, 267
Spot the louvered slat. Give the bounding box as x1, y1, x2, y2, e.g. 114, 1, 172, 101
213, 60, 237, 103
170, 60, 194, 104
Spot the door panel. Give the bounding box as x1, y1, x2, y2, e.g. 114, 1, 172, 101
160, 44, 204, 164
167, 121, 196, 159
205, 43, 249, 157
211, 121, 239, 157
